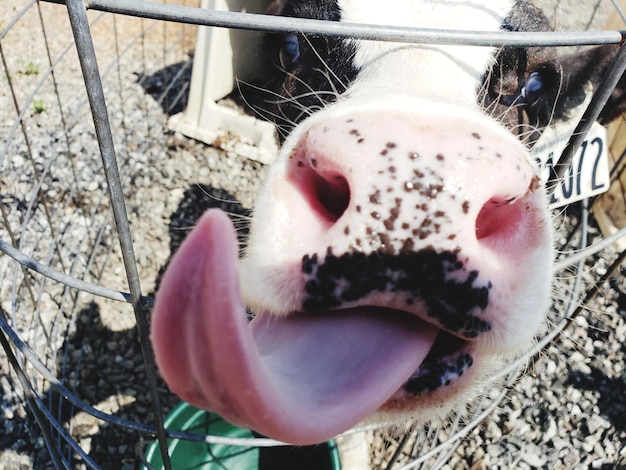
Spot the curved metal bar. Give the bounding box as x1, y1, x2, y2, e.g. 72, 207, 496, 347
553, 226, 626, 272
0, 238, 156, 307
40, 0, 626, 47
0, 310, 289, 448
550, 42, 626, 185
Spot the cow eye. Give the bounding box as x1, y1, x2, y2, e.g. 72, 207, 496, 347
520, 63, 560, 107
279, 34, 300, 70
521, 71, 543, 102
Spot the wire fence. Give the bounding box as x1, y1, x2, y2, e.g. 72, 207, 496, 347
0, 0, 625, 468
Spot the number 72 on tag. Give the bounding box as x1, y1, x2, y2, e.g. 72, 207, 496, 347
533, 122, 611, 209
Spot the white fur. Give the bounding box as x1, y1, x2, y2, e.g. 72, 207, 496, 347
340, 0, 514, 105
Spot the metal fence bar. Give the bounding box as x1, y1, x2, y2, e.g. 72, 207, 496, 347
0, 310, 288, 447
551, 42, 626, 185
39, 0, 626, 47
63, 0, 172, 468
0, 313, 67, 469
0, 238, 154, 305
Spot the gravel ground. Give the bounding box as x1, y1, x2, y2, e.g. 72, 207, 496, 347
0, 1, 625, 469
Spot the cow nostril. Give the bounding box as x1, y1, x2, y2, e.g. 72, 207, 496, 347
475, 196, 525, 242
288, 150, 351, 225
314, 172, 350, 222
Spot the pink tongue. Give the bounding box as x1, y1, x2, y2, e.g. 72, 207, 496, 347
151, 209, 438, 444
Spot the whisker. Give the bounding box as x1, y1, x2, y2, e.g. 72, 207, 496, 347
301, 34, 351, 94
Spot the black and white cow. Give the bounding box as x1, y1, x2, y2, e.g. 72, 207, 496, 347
151, 0, 624, 446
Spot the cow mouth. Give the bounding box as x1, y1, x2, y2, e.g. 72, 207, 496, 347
403, 332, 473, 394
251, 307, 474, 397
151, 210, 475, 445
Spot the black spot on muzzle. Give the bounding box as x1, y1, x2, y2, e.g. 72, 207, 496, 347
301, 249, 492, 338
405, 353, 474, 394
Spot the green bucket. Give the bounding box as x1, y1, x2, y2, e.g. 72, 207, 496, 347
143, 402, 342, 469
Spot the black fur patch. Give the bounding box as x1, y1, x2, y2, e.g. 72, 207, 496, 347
246, 0, 359, 137
480, 0, 561, 144
301, 249, 492, 338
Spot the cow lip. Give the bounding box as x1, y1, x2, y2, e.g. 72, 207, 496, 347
402, 332, 474, 395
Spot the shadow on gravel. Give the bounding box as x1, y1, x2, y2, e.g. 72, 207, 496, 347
567, 367, 626, 434
135, 59, 194, 116
42, 301, 179, 469
154, 184, 252, 292
13, 185, 252, 468
609, 278, 626, 313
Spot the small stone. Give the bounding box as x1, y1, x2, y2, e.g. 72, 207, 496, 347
586, 414, 608, 434
522, 450, 546, 468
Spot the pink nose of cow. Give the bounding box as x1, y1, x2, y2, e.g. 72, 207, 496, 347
282, 109, 543, 280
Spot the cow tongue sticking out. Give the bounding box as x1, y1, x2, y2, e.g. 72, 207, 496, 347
151, 209, 438, 444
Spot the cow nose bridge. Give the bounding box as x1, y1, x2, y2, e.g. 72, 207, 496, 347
285, 109, 538, 259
